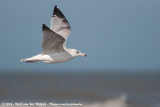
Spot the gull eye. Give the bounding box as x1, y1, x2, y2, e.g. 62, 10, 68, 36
77, 51, 79, 54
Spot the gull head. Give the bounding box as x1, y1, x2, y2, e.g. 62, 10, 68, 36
69, 49, 87, 57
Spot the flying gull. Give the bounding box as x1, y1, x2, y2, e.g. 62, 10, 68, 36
21, 6, 86, 64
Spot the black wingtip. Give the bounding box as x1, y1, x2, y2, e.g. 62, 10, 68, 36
42, 24, 47, 30
52, 5, 65, 18
54, 5, 58, 9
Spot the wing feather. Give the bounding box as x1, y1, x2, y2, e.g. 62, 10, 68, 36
42, 24, 65, 53
50, 6, 71, 39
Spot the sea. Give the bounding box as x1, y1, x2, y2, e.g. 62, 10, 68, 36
0, 71, 160, 107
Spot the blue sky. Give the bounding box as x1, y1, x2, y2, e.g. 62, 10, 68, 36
0, 0, 160, 71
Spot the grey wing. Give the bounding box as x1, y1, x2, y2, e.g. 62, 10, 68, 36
50, 6, 71, 39
42, 24, 65, 53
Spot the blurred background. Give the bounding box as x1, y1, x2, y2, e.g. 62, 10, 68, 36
0, 0, 160, 107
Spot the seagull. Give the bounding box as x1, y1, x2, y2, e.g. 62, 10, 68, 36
21, 6, 86, 64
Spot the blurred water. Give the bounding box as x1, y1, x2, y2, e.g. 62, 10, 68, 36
0, 71, 160, 107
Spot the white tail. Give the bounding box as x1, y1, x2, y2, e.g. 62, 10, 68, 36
21, 58, 38, 63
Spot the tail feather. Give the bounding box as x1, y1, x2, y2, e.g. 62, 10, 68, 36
21, 58, 38, 63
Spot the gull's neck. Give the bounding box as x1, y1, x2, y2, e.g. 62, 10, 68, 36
63, 45, 71, 54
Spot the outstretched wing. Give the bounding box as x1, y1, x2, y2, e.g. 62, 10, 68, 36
42, 24, 65, 53
50, 6, 71, 39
